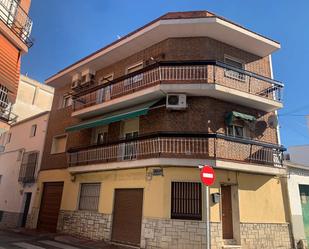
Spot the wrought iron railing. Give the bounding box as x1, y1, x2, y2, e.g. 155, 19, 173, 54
18, 151, 38, 184
73, 61, 284, 111
0, 0, 33, 47
67, 132, 284, 168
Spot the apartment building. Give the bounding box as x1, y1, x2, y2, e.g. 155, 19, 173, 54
0, 111, 49, 228
0, 0, 33, 128
30, 11, 291, 249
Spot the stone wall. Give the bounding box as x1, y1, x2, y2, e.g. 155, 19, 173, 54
57, 210, 112, 241
240, 223, 293, 249
141, 218, 222, 249
0, 211, 22, 228
26, 207, 39, 229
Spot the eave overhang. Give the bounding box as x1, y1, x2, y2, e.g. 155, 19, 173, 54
46, 15, 280, 87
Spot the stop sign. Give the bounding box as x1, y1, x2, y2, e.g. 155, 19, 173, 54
200, 165, 215, 186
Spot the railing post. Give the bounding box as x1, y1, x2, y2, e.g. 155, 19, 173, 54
248, 76, 251, 93
249, 144, 253, 163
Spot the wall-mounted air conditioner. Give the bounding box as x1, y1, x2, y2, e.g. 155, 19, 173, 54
166, 94, 187, 110
80, 69, 95, 86
71, 73, 81, 89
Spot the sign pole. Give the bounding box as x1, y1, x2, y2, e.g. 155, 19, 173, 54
200, 165, 215, 249
206, 185, 211, 249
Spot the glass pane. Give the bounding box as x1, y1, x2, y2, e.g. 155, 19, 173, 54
235, 126, 244, 137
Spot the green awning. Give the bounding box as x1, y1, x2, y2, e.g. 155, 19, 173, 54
225, 111, 256, 125
66, 100, 159, 132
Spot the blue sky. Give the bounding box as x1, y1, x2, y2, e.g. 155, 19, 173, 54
21, 0, 309, 147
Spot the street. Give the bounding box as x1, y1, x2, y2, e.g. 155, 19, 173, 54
0, 230, 127, 249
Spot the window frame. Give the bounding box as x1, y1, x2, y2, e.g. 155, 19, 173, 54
30, 124, 37, 137
51, 134, 68, 154
171, 181, 202, 220
224, 55, 246, 81
6, 133, 11, 144
126, 61, 144, 75
78, 183, 101, 211
227, 124, 246, 138
62, 94, 72, 108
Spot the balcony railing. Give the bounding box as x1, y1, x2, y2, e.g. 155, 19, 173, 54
0, 0, 33, 47
0, 84, 17, 124
73, 61, 284, 111
67, 132, 284, 168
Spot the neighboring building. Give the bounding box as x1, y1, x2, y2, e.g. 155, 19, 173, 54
12, 75, 54, 122
288, 145, 309, 166
0, 111, 49, 228
30, 11, 291, 249
0, 75, 54, 135
285, 160, 309, 249
0, 0, 33, 126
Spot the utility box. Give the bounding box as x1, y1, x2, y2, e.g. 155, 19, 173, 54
212, 193, 221, 204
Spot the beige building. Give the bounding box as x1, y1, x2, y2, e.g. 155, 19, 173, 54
0, 75, 54, 134
0, 112, 49, 228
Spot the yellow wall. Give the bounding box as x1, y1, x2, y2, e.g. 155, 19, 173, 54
34, 167, 287, 224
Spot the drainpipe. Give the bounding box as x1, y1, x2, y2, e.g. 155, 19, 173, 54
269, 54, 281, 145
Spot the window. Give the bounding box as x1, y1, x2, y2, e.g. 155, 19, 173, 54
224, 56, 246, 81
125, 62, 144, 86
79, 183, 101, 211
6, 133, 11, 144
0, 84, 9, 109
97, 74, 114, 104
30, 124, 37, 137
18, 151, 39, 183
92, 126, 108, 145
99, 74, 114, 84
97, 132, 108, 145
126, 62, 143, 74
0, 175, 2, 184
171, 182, 202, 220
227, 124, 245, 138
62, 94, 72, 108
51, 134, 67, 154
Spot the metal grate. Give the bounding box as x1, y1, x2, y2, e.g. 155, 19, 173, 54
171, 182, 202, 220
79, 183, 100, 211
18, 151, 38, 183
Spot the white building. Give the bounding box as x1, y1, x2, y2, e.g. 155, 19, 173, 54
288, 145, 309, 166
0, 75, 54, 134
0, 111, 49, 228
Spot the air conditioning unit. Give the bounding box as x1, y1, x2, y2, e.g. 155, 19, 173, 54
71, 73, 81, 89
80, 69, 95, 86
166, 94, 187, 110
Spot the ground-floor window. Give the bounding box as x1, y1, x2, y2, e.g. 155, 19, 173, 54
171, 182, 202, 220
79, 183, 101, 211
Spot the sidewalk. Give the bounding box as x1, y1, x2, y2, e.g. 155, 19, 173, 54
3, 228, 133, 249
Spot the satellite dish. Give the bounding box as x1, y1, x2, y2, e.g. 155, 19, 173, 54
255, 120, 268, 137
268, 115, 278, 129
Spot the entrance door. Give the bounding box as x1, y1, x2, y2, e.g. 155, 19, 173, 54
299, 185, 309, 245
221, 185, 233, 239
21, 192, 32, 227
112, 189, 143, 246
37, 182, 64, 232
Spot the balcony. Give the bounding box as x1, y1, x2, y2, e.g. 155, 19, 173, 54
0, 0, 33, 48
72, 61, 283, 118
67, 132, 285, 175
0, 85, 17, 124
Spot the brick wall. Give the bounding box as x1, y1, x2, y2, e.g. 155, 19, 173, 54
42, 37, 276, 171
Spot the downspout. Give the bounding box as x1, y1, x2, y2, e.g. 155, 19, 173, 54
269, 54, 282, 145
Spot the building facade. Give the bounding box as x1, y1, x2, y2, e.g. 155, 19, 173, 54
0, 0, 33, 128
30, 11, 291, 249
0, 111, 49, 228
285, 162, 309, 249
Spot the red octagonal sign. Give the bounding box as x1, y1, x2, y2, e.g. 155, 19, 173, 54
200, 165, 215, 186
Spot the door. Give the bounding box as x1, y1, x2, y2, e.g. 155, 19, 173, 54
112, 189, 143, 246
37, 182, 64, 232
299, 185, 309, 246
21, 192, 32, 227
221, 185, 233, 239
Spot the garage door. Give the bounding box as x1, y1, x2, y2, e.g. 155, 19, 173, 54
37, 182, 64, 232
112, 189, 143, 246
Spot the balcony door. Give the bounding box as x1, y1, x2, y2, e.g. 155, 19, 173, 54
121, 118, 139, 160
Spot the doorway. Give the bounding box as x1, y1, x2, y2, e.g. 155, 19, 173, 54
21, 192, 32, 227
221, 185, 234, 239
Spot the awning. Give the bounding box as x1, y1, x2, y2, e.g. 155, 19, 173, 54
225, 111, 256, 125
66, 100, 159, 132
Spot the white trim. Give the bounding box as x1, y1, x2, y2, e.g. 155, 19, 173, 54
68, 158, 285, 176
